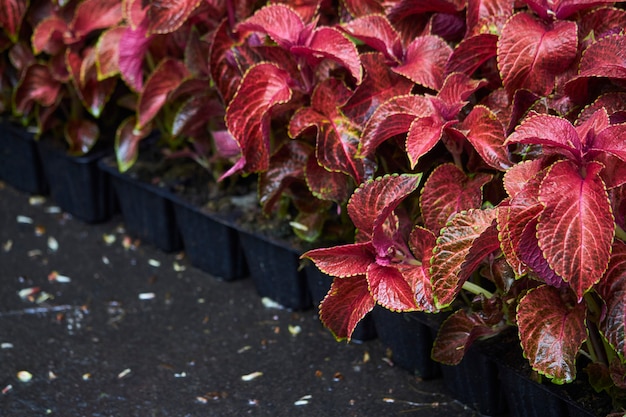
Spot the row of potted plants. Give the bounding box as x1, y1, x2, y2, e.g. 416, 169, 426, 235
1, 0, 626, 415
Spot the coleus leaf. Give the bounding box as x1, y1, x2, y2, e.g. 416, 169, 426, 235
367, 263, 420, 311
392, 35, 452, 91
430, 209, 498, 308
66, 47, 116, 118
115, 115, 151, 172
404, 226, 438, 312
289, 78, 363, 181
341, 0, 385, 17
432, 304, 504, 365
145, 0, 202, 35
65, 119, 99, 155
318, 275, 376, 341
291, 26, 363, 85
517, 285, 587, 384
460, 104, 511, 171
13, 63, 62, 115
172, 93, 223, 138
420, 163, 492, 233
259, 140, 308, 214
597, 240, 626, 360
538, 160, 614, 301
498, 13, 578, 98
95, 27, 125, 80
302, 242, 373, 278
119, 21, 153, 92
122, 0, 147, 29
347, 174, 421, 237
237, 4, 304, 49
31, 15, 67, 55
208, 19, 247, 104
224, 62, 292, 177
445, 33, 498, 77
71, 0, 122, 39
577, 33, 626, 83
0, 0, 29, 42
465, 0, 514, 35
342, 52, 414, 127
305, 155, 351, 204
524, 0, 619, 20
340, 15, 403, 63
136, 58, 190, 130
360, 94, 432, 157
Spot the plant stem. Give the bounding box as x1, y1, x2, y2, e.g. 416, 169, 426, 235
462, 281, 493, 298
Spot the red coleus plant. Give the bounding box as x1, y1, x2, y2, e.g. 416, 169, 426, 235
9, 0, 125, 154
297, 0, 626, 407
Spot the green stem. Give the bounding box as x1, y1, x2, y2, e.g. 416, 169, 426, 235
462, 281, 493, 299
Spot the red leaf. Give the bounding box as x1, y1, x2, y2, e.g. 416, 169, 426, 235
95, 27, 125, 80
432, 308, 503, 365
538, 160, 614, 300
0, 0, 29, 42
31, 15, 67, 55
405, 115, 449, 168
431, 209, 497, 307
119, 22, 153, 92
461, 105, 511, 171
342, 52, 414, 126
13, 63, 62, 115
342, 0, 384, 17
598, 240, 626, 360
146, 0, 202, 35
305, 155, 351, 204
360, 94, 432, 157
319, 275, 376, 341
65, 119, 99, 155
572, 34, 626, 88
136, 58, 190, 130
445, 34, 498, 77
502, 158, 545, 199
122, 0, 147, 29
420, 163, 492, 233
367, 263, 419, 311
292, 27, 363, 85
347, 174, 421, 237
341, 15, 403, 63
498, 13, 578, 98
517, 285, 587, 383
302, 242, 373, 278
466, 0, 514, 35
71, 0, 122, 39
67, 47, 116, 118
506, 113, 581, 161
392, 35, 452, 91
406, 226, 438, 312
225, 63, 292, 176
237, 4, 304, 49
525, 0, 618, 20
209, 19, 246, 104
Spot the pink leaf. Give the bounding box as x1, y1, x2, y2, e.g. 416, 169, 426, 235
31, 15, 67, 55
498, 13, 578, 98
431, 209, 497, 307
537, 160, 614, 300
462, 105, 511, 170
137, 58, 190, 130
225, 63, 292, 175
237, 4, 304, 49
319, 275, 376, 341
392, 35, 452, 91
347, 174, 421, 237
420, 163, 492, 233
65, 119, 99, 155
360, 95, 432, 157
0, 0, 29, 42
119, 22, 153, 92
71, 0, 122, 39
517, 285, 587, 383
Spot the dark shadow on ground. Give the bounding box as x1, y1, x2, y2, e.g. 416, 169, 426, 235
0, 182, 478, 417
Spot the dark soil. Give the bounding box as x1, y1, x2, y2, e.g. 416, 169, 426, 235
0, 182, 478, 417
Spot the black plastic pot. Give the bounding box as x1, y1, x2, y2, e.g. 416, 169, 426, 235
305, 265, 377, 342
237, 229, 311, 311
172, 197, 248, 281
372, 308, 440, 379
98, 157, 182, 252
37, 138, 116, 223
0, 120, 48, 195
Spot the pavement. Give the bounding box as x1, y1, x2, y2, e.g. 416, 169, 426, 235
0, 181, 479, 417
